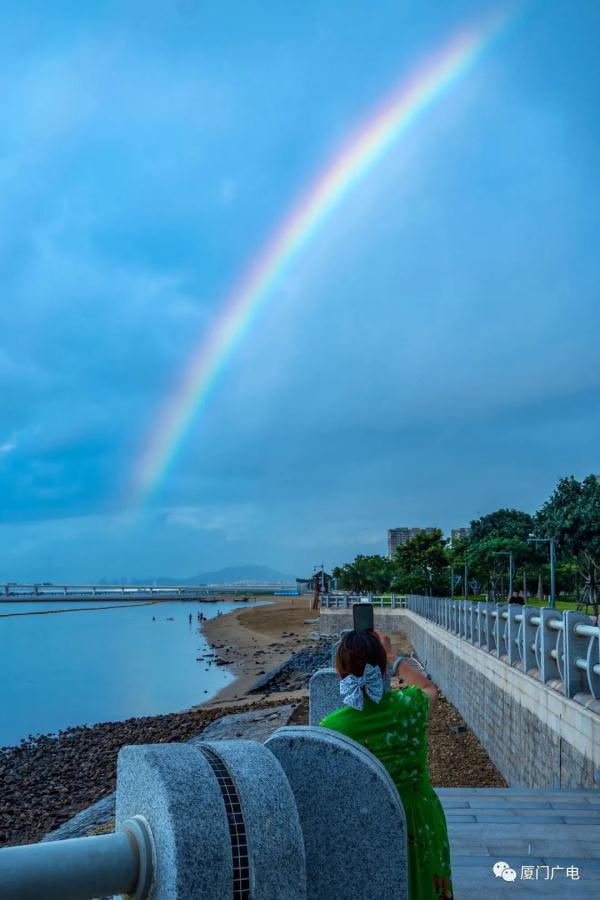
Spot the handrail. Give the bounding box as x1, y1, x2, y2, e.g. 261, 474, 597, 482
0, 816, 154, 900
401, 595, 600, 707
320, 593, 600, 707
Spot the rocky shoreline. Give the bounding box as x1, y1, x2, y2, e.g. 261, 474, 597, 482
0, 697, 297, 848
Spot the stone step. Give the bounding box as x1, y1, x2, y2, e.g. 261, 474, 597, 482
440, 787, 600, 896
441, 798, 600, 810
437, 787, 600, 797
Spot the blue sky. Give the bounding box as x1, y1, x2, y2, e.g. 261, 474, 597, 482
1, 0, 599, 581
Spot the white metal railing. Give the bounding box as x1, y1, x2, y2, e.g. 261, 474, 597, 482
403, 594, 600, 705
320, 593, 407, 610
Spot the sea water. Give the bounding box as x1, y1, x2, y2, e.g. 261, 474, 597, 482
0, 599, 268, 747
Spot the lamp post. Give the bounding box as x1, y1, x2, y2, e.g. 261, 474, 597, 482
528, 536, 556, 608
464, 562, 468, 602
313, 564, 325, 595
493, 551, 514, 600
426, 565, 433, 598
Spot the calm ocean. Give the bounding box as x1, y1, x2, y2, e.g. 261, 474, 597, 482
0, 599, 267, 748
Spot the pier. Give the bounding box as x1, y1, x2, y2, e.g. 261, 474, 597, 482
0, 582, 297, 602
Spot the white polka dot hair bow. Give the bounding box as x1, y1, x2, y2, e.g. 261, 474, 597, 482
339, 663, 384, 711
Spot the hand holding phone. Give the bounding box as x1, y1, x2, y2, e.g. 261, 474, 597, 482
352, 602, 374, 632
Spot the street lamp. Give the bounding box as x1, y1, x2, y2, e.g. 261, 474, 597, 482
313, 564, 325, 596
528, 535, 556, 608
493, 551, 514, 600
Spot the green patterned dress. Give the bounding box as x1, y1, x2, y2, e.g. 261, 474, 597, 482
320, 686, 453, 899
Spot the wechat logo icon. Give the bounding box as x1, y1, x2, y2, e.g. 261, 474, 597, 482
493, 861, 517, 882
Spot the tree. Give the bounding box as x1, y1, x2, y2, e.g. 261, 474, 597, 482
470, 508, 534, 543
465, 536, 533, 601
391, 529, 448, 596
332, 555, 394, 593
468, 508, 542, 599
535, 475, 600, 613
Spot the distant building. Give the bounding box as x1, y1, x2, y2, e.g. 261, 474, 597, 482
387, 527, 437, 559
451, 527, 471, 544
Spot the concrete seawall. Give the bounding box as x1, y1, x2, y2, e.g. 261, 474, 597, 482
320, 608, 600, 789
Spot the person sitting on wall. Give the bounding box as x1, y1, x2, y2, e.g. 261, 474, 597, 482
508, 589, 525, 605
319, 629, 453, 899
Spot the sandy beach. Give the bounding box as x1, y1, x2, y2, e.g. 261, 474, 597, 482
198, 593, 323, 708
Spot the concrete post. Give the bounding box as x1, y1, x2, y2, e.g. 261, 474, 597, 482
309, 668, 341, 725
475, 602, 483, 647
538, 608, 562, 683
116, 741, 306, 900
266, 726, 408, 900
520, 606, 538, 674
495, 604, 508, 658
506, 604, 521, 666
585, 625, 600, 699
483, 603, 496, 653
564, 610, 593, 699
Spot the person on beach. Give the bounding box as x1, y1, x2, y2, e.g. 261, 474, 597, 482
320, 629, 453, 899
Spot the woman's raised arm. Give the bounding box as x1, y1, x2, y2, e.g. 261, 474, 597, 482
395, 660, 438, 713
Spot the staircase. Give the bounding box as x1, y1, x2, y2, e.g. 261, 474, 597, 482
438, 787, 600, 897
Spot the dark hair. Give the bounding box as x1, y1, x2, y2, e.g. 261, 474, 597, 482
335, 630, 387, 679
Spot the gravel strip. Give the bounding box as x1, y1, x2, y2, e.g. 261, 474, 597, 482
286, 691, 507, 789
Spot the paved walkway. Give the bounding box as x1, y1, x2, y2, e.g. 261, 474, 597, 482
438, 787, 600, 898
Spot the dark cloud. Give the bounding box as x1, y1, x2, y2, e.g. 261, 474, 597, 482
1, 0, 599, 578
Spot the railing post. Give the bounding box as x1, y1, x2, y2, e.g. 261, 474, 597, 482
537, 608, 562, 683
464, 601, 473, 641
495, 604, 508, 658
484, 604, 496, 653
520, 606, 538, 674
475, 602, 483, 646
586, 625, 600, 699
564, 610, 593, 699
506, 604, 521, 666
471, 600, 478, 642
457, 599, 465, 638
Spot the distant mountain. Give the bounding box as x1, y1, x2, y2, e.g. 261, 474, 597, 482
186, 565, 296, 585
105, 565, 296, 586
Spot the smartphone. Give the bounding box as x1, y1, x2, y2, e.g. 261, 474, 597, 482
353, 602, 374, 632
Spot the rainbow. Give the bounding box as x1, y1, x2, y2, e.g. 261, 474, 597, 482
130, 10, 511, 503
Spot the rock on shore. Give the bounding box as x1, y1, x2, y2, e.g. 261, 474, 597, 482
247, 636, 337, 693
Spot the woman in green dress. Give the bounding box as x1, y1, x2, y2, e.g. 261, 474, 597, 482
320, 629, 453, 899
